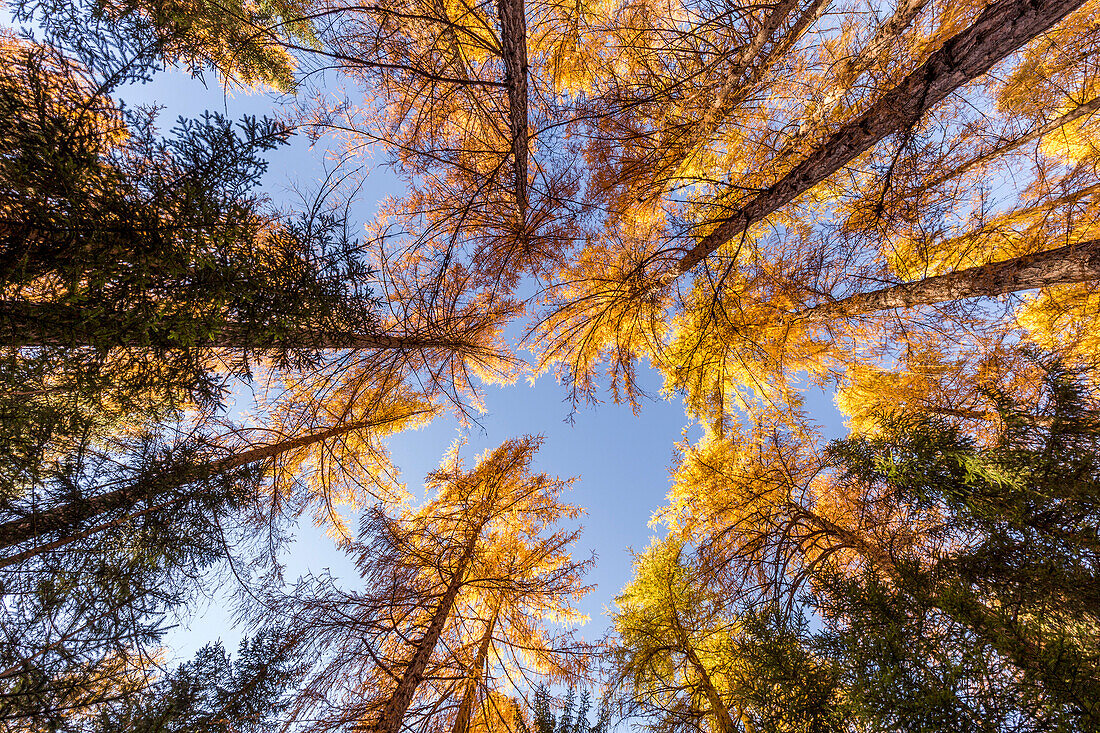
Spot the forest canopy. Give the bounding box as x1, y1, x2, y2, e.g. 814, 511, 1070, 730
2, 0, 1100, 728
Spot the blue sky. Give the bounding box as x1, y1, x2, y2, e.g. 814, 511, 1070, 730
100, 66, 848, 665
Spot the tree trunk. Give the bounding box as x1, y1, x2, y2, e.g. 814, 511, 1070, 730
797, 506, 902, 581
795, 238, 1100, 320
667, 592, 738, 733
672, 0, 1088, 279
921, 94, 1100, 192
0, 300, 475, 352
450, 607, 500, 733
372, 531, 481, 733
0, 411, 429, 558
495, 0, 528, 219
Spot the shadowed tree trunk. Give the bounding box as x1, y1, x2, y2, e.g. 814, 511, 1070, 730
450, 607, 500, 733
0, 300, 478, 352
0, 409, 432, 560
496, 0, 529, 219
371, 530, 482, 733
670, 0, 1089, 279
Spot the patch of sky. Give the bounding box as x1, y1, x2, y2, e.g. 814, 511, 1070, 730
0, 37, 849, 665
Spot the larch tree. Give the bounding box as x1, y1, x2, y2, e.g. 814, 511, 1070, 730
266, 436, 592, 733
519, 0, 1100, 434
611, 538, 847, 733
611, 538, 743, 733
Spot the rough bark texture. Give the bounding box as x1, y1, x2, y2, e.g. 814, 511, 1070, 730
496, 0, 529, 219
0, 414, 425, 556
797, 238, 1100, 320
450, 608, 499, 733
672, 0, 1088, 278
372, 531, 481, 733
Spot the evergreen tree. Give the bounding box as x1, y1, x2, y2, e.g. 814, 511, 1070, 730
516, 686, 610, 733
35, 632, 301, 733
816, 365, 1100, 727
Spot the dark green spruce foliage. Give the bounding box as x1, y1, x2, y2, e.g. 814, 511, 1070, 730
0, 32, 369, 731
13, 0, 317, 91
0, 439, 270, 731
0, 35, 375, 498
730, 605, 847, 733
815, 363, 1100, 730
91, 633, 295, 733
518, 686, 611, 733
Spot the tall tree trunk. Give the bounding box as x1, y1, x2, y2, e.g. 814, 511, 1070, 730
0, 300, 475, 352
496, 0, 528, 219
372, 530, 481, 733
671, 0, 1088, 279
667, 591, 738, 733
795, 238, 1100, 320
0, 410, 430, 557
450, 607, 500, 733
921, 95, 1100, 192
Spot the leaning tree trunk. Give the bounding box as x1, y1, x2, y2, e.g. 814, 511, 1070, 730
495, 0, 528, 220
450, 607, 500, 733
795, 238, 1100, 320
372, 530, 482, 733
0, 410, 430, 560
670, 0, 1088, 280
668, 595, 739, 733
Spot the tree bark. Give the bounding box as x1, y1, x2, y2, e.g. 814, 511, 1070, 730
667, 587, 738, 733
795, 238, 1100, 320
0, 300, 475, 352
496, 0, 528, 219
672, 0, 1088, 279
921, 94, 1100, 192
0, 410, 430, 558
450, 607, 500, 733
372, 530, 481, 733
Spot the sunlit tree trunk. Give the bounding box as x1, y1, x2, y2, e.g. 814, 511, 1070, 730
667, 590, 738, 733
796, 238, 1100, 320
672, 0, 1088, 278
